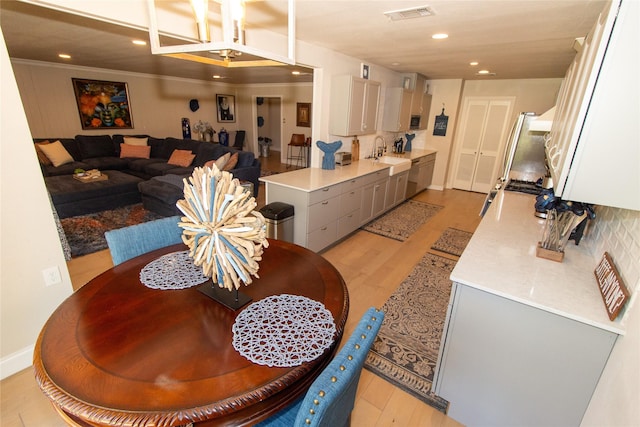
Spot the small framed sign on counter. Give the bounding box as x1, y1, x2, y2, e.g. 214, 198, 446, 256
594, 252, 629, 321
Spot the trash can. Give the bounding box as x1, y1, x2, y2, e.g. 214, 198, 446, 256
259, 143, 270, 158
260, 202, 294, 243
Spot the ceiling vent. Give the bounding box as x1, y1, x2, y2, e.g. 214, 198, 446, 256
384, 5, 435, 21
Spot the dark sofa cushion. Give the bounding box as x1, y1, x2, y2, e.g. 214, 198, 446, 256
76, 135, 116, 159
236, 150, 256, 168
82, 156, 130, 171
148, 137, 167, 158
194, 143, 227, 166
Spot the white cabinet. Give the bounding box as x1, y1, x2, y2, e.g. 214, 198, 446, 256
359, 170, 389, 225
451, 97, 514, 193
329, 75, 381, 136
337, 177, 364, 240
265, 169, 396, 252
409, 74, 433, 130
546, 0, 639, 210
435, 283, 617, 426
385, 171, 409, 210
381, 88, 413, 132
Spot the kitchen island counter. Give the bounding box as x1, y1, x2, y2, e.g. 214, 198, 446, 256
259, 148, 437, 192
452, 190, 625, 335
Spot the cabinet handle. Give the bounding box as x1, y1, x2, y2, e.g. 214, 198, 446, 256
321, 226, 327, 231
322, 201, 329, 205
322, 188, 330, 192
350, 191, 355, 195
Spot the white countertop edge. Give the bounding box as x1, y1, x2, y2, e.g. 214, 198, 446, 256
450, 277, 625, 335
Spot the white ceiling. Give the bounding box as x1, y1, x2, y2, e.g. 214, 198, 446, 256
1, 0, 607, 84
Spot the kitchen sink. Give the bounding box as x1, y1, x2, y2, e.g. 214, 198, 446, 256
375, 156, 411, 176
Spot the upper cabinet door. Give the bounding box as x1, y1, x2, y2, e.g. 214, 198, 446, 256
547, 0, 639, 210
381, 87, 413, 132
329, 75, 380, 136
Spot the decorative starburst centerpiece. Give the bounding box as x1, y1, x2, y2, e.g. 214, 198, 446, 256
176, 165, 268, 296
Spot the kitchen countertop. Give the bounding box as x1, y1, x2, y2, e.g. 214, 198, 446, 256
259, 149, 436, 192
452, 190, 625, 335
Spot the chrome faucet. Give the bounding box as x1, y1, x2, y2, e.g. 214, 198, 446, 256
373, 136, 386, 159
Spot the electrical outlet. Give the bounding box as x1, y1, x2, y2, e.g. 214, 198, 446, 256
43, 266, 62, 286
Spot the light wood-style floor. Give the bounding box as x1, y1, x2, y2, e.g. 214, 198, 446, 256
1, 151, 484, 427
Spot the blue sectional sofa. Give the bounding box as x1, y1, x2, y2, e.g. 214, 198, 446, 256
36, 134, 261, 217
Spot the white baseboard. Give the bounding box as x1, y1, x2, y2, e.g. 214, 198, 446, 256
1, 345, 34, 380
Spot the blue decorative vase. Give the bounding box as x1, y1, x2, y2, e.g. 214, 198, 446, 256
316, 140, 342, 170
219, 129, 229, 146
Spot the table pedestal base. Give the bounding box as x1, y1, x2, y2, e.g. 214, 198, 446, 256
197, 281, 252, 310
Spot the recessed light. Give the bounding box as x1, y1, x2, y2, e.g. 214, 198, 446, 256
291, 71, 301, 75
391, 62, 400, 66
432, 33, 448, 39
132, 39, 147, 46
58, 53, 71, 59
478, 70, 490, 74
212, 75, 222, 79
470, 61, 479, 66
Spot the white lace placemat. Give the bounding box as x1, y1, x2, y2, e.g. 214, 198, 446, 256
232, 294, 337, 367
140, 251, 209, 290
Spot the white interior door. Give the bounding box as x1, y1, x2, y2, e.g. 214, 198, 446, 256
452, 97, 514, 193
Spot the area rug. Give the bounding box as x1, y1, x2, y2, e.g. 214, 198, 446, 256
365, 253, 455, 413
260, 169, 280, 177
61, 204, 164, 258
430, 227, 473, 257
362, 201, 443, 241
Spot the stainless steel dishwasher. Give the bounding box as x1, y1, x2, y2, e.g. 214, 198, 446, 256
406, 154, 435, 198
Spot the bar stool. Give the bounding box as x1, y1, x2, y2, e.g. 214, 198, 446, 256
286, 133, 307, 168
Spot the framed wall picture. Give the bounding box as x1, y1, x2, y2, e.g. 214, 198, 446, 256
72, 78, 133, 129
216, 94, 236, 123
296, 102, 311, 127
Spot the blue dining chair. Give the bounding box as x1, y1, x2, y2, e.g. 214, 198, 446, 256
105, 215, 183, 265
256, 307, 384, 427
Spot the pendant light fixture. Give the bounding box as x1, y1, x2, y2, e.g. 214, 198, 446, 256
147, 0, 296, 68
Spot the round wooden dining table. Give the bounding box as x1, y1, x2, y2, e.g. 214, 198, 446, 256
33, 239, 349, 426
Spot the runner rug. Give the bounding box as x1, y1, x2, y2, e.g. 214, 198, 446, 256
365, 253, 455, 413
362, 200, 443, 241
61, 204, 163, 258
430, 227, 473, 257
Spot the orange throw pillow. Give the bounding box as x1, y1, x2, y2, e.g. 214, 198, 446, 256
120, 143, 151, 159
168, 149, 195, 167
222, 152, 239, 171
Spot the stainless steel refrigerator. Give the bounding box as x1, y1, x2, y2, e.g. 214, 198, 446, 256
500, 112, 547, 187
480, 112, 547, 216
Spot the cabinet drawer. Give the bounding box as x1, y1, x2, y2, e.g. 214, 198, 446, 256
307, 221, 337, 252
337, 210, 360, 239
309, 184, 342, 205
308, 195, 339, 231
361, 170, 388, 186
339, 186, 363, 216
341, 177, 363, 192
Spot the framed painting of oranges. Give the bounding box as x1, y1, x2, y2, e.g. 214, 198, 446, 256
72, 78, 133, 129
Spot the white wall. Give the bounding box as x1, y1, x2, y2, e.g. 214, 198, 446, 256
1, 31, 74, 379
581, 206, 640, 425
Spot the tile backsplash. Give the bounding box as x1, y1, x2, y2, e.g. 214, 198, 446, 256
583, 206, 640, 320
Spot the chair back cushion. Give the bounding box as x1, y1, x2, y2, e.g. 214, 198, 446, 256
105, 216, 183, 265
255, 307, 384, 427
290, 133, 306, 146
